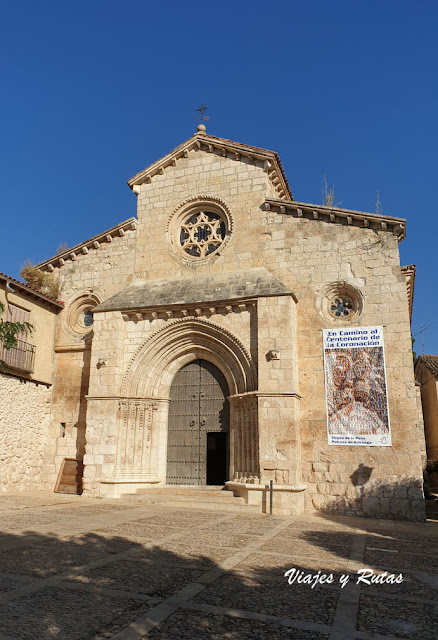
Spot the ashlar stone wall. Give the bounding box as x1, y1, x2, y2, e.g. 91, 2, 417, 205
47, 225, 137, 488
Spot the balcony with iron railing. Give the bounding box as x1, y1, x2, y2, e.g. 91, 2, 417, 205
0, 339, 36, 373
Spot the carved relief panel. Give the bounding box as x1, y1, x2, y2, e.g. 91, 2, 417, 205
112, 399, 158, 480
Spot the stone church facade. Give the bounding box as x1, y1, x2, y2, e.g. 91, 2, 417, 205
36, 127, 425, 519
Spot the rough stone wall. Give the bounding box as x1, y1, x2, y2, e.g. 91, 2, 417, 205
0, 374, 52, 492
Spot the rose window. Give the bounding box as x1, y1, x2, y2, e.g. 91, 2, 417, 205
179, 211, 226, 258
329, 295, 354, 318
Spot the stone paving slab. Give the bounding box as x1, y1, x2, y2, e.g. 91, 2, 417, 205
141, 512, 226, 528
359, 572, 438, 602
363, 548, 438, 573
193, 572, 339, 623
135, 542, 233, 567
357, 593, 438, 639
0, 586, 151, 640
68, 558, 204, 598
0, 492, 437, 640
94, 523, 181, 543
146, 609, 330, 639
365, 532, 438, 554
176, 530, 256, 549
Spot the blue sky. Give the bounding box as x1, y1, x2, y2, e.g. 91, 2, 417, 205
1, 1, 437, 354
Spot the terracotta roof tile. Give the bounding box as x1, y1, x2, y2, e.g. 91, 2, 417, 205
0, 272, 64, 307
418, 354, 438, 377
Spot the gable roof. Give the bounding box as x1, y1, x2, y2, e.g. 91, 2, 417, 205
127, 131, 293, 201
417, 355, 438, 378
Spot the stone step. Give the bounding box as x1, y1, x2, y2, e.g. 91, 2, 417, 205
56, 484, 80, 494
121, 493, 260, 513
123, 492, 244, 504
135, 487, 235, 499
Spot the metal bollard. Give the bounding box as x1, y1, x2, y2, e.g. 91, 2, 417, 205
269, 480, 273, 515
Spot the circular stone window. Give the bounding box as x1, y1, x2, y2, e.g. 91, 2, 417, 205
316, 282, 363, 323
82, 310, 94, 327
64, 292, 100, 337
329, 294, 354, 319
180, 210, 226, 258
167, 196, 233, 265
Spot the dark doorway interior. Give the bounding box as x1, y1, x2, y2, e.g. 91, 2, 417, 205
207, 432, 228, 485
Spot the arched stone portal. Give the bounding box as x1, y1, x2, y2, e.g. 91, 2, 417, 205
121, 317, 256, 398
111, 318, 259, 487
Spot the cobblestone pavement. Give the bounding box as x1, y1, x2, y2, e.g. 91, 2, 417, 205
0, 492, 437, 639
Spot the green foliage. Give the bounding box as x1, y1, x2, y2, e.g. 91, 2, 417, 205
20, 260, 62, 299
412, 335, 418, 368
0, 302, 33, 371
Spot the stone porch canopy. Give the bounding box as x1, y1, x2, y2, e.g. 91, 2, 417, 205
93, 267, 296, 317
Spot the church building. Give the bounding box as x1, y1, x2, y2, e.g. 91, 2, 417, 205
30, 125, 425, 519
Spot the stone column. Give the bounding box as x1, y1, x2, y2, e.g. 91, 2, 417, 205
230, 393, 259, 482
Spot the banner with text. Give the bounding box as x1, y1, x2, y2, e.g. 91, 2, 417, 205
323, 326, 391, 446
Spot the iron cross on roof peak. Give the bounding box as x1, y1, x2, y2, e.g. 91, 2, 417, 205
194, 104, 209, 133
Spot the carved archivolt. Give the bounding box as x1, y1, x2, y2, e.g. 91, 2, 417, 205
121, 317, 256, 398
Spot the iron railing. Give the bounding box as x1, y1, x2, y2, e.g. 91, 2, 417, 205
0, 340, 36, 373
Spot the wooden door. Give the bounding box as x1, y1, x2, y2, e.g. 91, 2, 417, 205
166, 359, 229, 485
